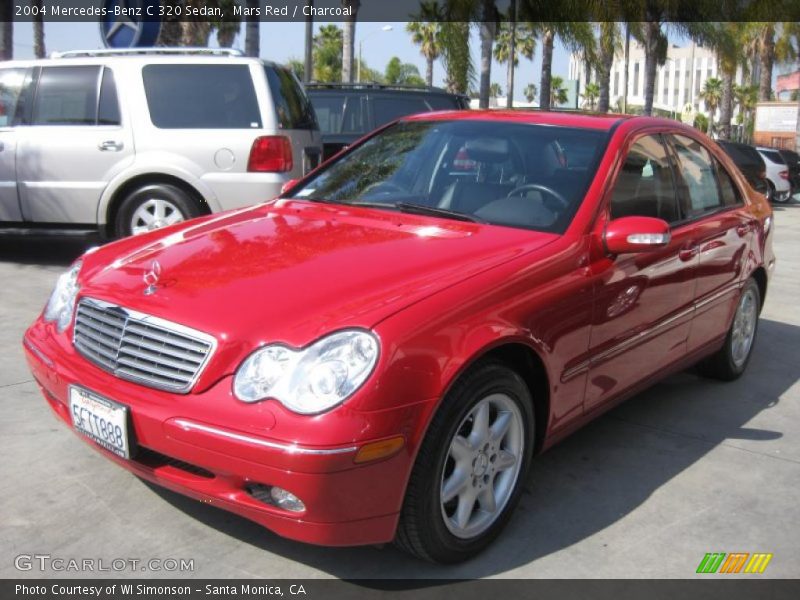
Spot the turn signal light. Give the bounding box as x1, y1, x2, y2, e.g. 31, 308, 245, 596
354, 436, 405, 464
248, 136, 293, 172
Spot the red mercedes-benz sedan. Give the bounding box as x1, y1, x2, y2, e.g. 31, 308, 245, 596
24, 111, 774, 563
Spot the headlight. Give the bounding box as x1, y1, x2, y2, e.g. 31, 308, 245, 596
43, 261, 82, 333
234, 329, 379, 414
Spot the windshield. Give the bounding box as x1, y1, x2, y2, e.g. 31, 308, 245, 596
288, 120, 608, 233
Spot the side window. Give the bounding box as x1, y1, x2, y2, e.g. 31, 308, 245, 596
143, 64, 262, 129
0, 68, 27, 127
264, 66, 317, 130
669, 134, 722, 217
32, 66, 100, 126
97, 67, 121, 126
372, 96, 431, 128
715, 160, 742, 207
309, 94, 345, 134
609, 135, 680, 223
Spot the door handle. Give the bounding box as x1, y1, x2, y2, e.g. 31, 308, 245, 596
679, 245, 699, 261
98, 140, 123, 151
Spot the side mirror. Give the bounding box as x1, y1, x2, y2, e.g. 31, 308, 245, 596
604, 216, 671, 254
280, 179, 300, 195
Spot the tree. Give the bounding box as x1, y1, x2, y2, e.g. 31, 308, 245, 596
523, 83, 537, 103
313, 25, 343, 82
0, 2, 12, 60
699, 77, 723, 136
704, 22, 745, 141
385, 57, 425, 86
494, 21, 536, 108
596, 21, 620, 113
304, 2, 314, 82
550, 75, 568, 107
407, 21, 441, 87
245, 0, 260, 57
287, 59, 305, 80
341, 0, 360, 83
477, 1, 499, 109
213, 0, 240, 48
489, 82, 503, 98
581, 82, 600, 110
533, 22, 594, 111
440, 22, 474, 94
32, 0, 45, 58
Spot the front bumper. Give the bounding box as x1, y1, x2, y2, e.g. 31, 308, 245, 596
24, 322, 436, 547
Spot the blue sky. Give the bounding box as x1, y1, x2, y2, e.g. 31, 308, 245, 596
11, 20, 572, 98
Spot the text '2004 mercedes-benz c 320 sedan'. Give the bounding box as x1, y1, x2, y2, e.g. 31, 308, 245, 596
24, 111, 774, 563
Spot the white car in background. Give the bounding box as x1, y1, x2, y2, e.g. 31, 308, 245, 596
756, 147, 792, 203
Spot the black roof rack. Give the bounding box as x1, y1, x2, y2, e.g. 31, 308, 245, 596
305, 82, 464, 96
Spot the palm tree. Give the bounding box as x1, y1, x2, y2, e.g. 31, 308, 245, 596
489, 82, 502, 98
313, 24, 343, 82
245, 0, 259, 57
341, 1, 360, 83
704, 22, 745, 141
0, 3, 12, 60
494, 21, 536, 108
477, 0, 499, 109
550, 75, 569, 107
596, 21, 620, 113
699, 77, 723, 135
439, 22, 473, 94
741, 22, 799, 102
534, 22, 594, 111
32, 0, 45, 58
407, 22, 441, 87
523, 83, 537, 103
304, 1, 313, 82
581, 82, 600, 110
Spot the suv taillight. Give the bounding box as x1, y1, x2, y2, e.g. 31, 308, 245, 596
248, 136, 293, 172
779, 170, 789, 180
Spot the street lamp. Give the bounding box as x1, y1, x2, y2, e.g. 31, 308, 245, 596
358, 25, 393, 83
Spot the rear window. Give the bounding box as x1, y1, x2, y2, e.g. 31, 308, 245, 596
719, 142, 763, 168
308, 93, 366, 135
264, 66, 316, 130
32, 66, 100, 126
372, 95, 453, 128
760, 149, 786, 165
143, 64, 262, 129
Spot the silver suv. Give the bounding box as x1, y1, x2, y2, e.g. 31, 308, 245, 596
0, 48, 322, 238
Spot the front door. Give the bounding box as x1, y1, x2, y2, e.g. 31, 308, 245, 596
585, 133, 698, 412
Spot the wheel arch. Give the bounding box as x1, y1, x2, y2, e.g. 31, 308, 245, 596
100, 172, 217, 238
750, 266, 768, 313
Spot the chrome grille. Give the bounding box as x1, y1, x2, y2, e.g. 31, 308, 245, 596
73, 298, 215, 393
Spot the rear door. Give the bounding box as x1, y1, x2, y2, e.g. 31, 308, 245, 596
0, 67, 30, 223
16, 65, 134, 224
666, 133, 754, 353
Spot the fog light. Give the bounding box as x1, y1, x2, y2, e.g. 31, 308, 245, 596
269, 486, 306, 512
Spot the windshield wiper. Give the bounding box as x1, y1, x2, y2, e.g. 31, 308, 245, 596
393, 202, 486, 224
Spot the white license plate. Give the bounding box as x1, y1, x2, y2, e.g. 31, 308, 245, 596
69, 386, 131, 459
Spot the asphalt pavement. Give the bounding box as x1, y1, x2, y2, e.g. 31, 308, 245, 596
1, 198, 799, 579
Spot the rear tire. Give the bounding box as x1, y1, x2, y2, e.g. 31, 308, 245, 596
114, 184, 203, 238
395, 361, 534, 563
697, 278, 760, 381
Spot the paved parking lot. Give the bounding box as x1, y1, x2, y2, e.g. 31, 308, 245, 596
2, 198, 799, 579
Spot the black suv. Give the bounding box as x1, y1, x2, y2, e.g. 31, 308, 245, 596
716, 141, 770, 198
305, 83, 470, 160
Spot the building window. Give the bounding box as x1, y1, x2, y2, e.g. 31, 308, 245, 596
633, 62, 640, 96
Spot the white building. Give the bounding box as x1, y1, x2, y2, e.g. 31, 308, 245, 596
568, 41, 746, 119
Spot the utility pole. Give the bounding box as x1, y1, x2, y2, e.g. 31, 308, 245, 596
303, 1, 313, 83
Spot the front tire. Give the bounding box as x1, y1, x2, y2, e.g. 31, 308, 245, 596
114, 184, 203, 238
697, 278, 760, 381
395, 361, 534, 563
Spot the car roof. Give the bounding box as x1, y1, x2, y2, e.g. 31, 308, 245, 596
1, 53, 278, 68
401, 109, 651, 131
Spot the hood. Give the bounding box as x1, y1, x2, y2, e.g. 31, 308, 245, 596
79, 200, 557, 383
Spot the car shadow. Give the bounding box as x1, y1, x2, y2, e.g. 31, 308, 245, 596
142, 317, 799, 580
0, 235, 102, 267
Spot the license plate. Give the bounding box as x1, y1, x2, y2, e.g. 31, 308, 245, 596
69, 386, 131, 459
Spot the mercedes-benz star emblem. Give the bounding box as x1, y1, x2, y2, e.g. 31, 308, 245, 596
143, 260, 162, 295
